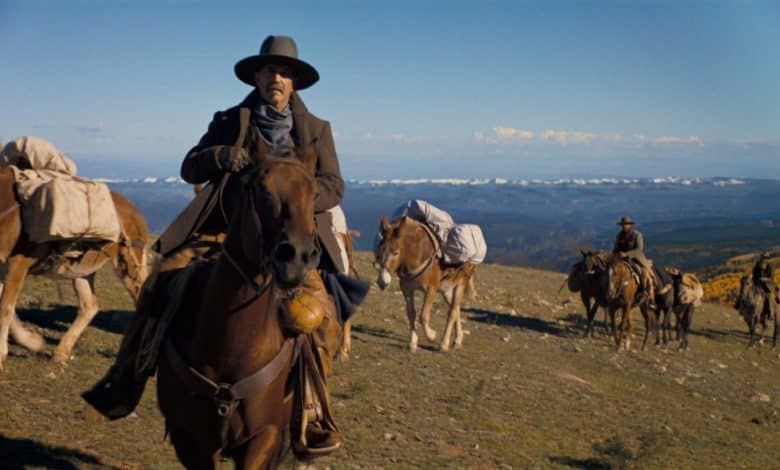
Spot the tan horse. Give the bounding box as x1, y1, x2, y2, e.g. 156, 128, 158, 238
375, 215, 475, 352
337, 229, 359, 361
605, 255, 653, 351
0, 167, 148, 369
156, 151, 341, 468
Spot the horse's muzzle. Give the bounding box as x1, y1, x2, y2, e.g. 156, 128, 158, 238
272, 239, 320, 288
376, 268, 392, 290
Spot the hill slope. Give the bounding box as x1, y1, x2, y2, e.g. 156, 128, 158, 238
0, 253, 778, 468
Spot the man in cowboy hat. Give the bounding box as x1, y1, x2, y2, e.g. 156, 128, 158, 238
613, 216, 657, 307
752, 252, 776, 320
84, 35, 358, 457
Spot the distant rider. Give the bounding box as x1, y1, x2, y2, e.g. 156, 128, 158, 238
752, 253, 776, 319
612, 216, 656, 307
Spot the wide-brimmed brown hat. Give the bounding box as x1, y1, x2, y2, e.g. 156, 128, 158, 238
234, 35, 319, 90
617, 216, 635, 226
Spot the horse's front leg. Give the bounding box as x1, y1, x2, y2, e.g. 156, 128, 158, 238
582, 294, 594, 337
0, 254, 35, 371
402, 289, 419, 352
53, 274, 99, 363
440, 284, 462, 352
681, 305, 693, 350
748, 313, 758, 348
611, 306, 622, 350
419, 285, 439, 342
338, 317, 353, 361
624, 305, 633, 351
451, 284, 467, 350
233, 425, 283, 470
641, 305, 651, 351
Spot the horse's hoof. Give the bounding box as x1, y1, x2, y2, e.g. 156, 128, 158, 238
337, 351, 349, 362
424, 327, 437, 342
52, 349, 70, 363
454, 341, 463, 350
440, 343, 450, 352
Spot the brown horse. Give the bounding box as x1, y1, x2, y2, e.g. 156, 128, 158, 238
337, 229, 360, 361
734, 275, 778, 348
605, 255, 653, 351
156, 150, 340, 468
0, 167, 148, 369
375, 215, 475, 352
661, 267, 704, 350
567, 250, 611, 337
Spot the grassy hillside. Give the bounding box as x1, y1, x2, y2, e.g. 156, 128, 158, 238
0, 252, 778, 469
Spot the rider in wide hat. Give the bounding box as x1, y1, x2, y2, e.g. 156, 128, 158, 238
613, 216, 658, 307
84, 35, 362, 457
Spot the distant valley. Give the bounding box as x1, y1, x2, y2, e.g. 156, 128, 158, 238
104, 176, 780, 274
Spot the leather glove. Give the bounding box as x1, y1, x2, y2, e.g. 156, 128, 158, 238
214, 146, 251, 173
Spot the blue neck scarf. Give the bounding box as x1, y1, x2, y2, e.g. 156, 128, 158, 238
252, 99, 293, 152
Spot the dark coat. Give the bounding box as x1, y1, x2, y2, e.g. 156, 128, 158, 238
613, 229, 649, 265
156, 90, 346, 273
753, 261, 774, 293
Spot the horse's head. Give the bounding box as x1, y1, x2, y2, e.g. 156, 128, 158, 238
581, 250, 606, 275
374, 215, 408, 290
236, 147, 319, 289
666, 266, 684, 305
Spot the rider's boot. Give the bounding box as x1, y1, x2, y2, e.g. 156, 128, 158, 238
287, 270, 342, 459
83, 246, 203, 419
82, 297, 156, 419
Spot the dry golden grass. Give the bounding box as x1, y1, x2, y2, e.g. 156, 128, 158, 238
0, 252, 779, 469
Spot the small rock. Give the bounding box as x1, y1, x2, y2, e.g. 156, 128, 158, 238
674, 377, 686, 385
754, 393, 771, 403
502, 335, 511, 343
573, 345, 583, 353
375, 405, 385, 413
383, 432, 395, 441
46, 372, 56, 380
663, 425, 674, 435
463, 330, 470, 335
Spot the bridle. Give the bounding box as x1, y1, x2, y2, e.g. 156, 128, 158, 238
377, 219, 440, 282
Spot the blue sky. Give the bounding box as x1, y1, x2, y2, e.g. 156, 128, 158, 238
0, 0, 778, 178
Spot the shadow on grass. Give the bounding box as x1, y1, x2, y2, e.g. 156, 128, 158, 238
465, 307, 566, 335
17, 305, 132, 337
350, 324, 438, 352
548, 456, 612, 469
0, 434, 119, 470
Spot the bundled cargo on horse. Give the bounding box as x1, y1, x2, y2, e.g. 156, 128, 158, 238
0, 136, 120, 244
383, 199, 487, 265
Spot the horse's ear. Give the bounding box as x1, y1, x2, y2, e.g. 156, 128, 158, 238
580, 249, 587, 257
379, 214, 391, 233
399, 216, 409, 226
297, 145, 318, 174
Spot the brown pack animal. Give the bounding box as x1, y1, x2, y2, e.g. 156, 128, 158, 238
337, 228, 360, 361
734, 275, 778, 348
605, 255, 654, 351
155, 151, 342, 468
659, 267, 704, 350
0, 167, 148, 370
567, 250, 611, 337
374, 215, 475, 352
